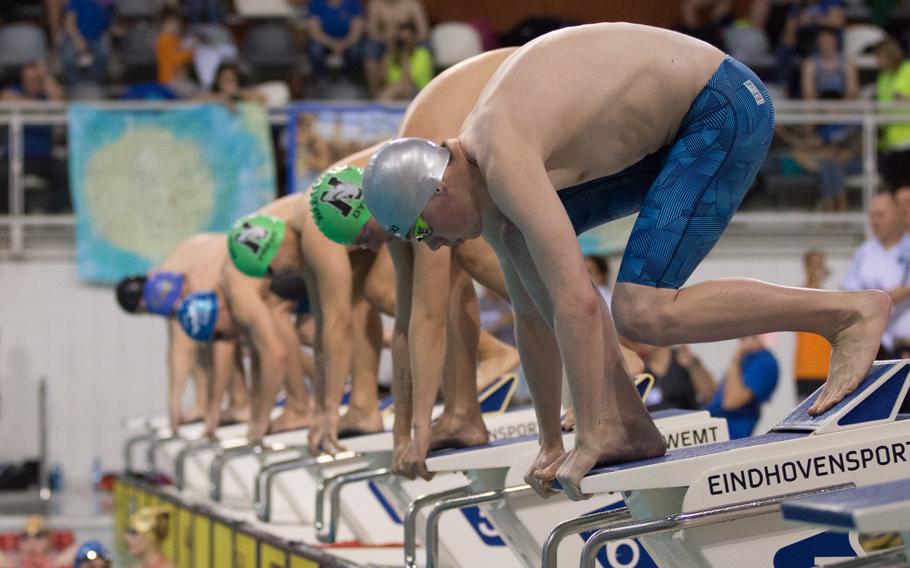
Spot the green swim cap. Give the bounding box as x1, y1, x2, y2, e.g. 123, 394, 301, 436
227, 213, 287, 277
310, 165, 372, 245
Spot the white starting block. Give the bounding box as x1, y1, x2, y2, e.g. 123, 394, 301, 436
782, 477, 910, 567
572, 360, 910, 568
414, 406, 728, 568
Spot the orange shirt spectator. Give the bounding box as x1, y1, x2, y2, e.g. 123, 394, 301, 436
156, 9, 194, 84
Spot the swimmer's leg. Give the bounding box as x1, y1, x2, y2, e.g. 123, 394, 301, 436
339, 296, 384, 436
612, 68, 887, 416
614, 282, 889, 415
270, 311, 312, 434
224, 349, 251, 424
431, 262, 489, 450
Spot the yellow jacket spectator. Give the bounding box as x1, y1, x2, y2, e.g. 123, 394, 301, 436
378, 22, 434, 101
875, 37, 910, 189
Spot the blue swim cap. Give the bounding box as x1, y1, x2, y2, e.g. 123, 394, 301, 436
74, 540, 111, 567
143, 272, 185, 316
177, 291, 218, 341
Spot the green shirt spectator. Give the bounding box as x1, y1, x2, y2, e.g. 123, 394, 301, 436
386, 45, 434, 90
378, 22, 435, 101
874, 37, 910, 189
877, 60, 910, 150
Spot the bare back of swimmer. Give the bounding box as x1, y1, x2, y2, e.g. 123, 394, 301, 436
361, 23, 891, 500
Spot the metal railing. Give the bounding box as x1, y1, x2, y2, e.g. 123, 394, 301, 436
2, 99, 910, 258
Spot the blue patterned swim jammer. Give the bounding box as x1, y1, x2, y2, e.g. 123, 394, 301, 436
557, 56, 775, 289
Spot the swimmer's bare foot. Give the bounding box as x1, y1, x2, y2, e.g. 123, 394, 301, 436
338, 406, 384, 437
268, 408, 311, 434
560, 406, 576, 432
811, 290, 892, 415
546, 415, 666, 501
524, 445, 567, 498
430, 413, 489, 450
477, 344, 520, 391
180, 412, 204, 425
223, 404, 250, 424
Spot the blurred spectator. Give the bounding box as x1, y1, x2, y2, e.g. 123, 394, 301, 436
841, 192, 910, 359
706, 336, 779, 439
125, 507, 174, 568
156, 7, 197, 96
794, 250, 832, 398
801, 27, 859, 211
584, 255, 612, 305
377, 22, 433, 101
875, 37, 910, 191
678, 0, 733, 48
801, 27, 857, 101
185, 0, 224, 24
306, 0, 365, 83
0, 516, 76, 568
196, 62, 265, 109
479, 285, 514, 346
777, 0, 846, 95
59, 0, 113, 86
1, 61, 70, 213
640, 344, 717, 411
364, 0, 428, 95
190, 26, 237, 91
72, 540, 112, 568
895, 186, 910, 230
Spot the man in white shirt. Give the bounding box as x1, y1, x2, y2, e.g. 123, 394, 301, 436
842, 192, 910, 357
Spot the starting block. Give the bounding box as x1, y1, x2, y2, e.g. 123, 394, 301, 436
570, 360, 910, 568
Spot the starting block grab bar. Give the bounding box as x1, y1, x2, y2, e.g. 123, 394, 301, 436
578, 484, 853, 568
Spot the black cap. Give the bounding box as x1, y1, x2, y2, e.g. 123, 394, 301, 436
116, 275, 147, 313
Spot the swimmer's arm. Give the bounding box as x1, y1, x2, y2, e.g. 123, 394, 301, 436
233, 292, 288, 443
389, 242, 415, 448
489, 233, 565, 452
206, 339, 237, 437
409, 245, 452, 437
167, 320, 196, 432
308, 250, 354, 419
486, 155, 605, 430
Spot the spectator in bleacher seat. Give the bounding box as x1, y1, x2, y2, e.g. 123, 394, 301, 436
640, 344, 717, 411
801, 26, 860, 211
196, 62, 265, 110
875, 37, 910, 191
58, 0, 113, 86
184, 0, 224, 24
376, 21, 433, 101
678, 0, 733, 49
306, 0, 366, 84
706, 336, 780, 439
0, 61, 70, 213
794, 249, 833, 398
777, 0, 846, 96
364, 0, 428, 95
895, 186, 910, 231
841, 192, 910, 360
156, 7, 197, 97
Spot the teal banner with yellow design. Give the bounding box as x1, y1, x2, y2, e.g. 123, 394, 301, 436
68, 103, 276, 283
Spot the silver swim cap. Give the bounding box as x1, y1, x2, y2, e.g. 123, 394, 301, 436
363, 138, 451, 238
